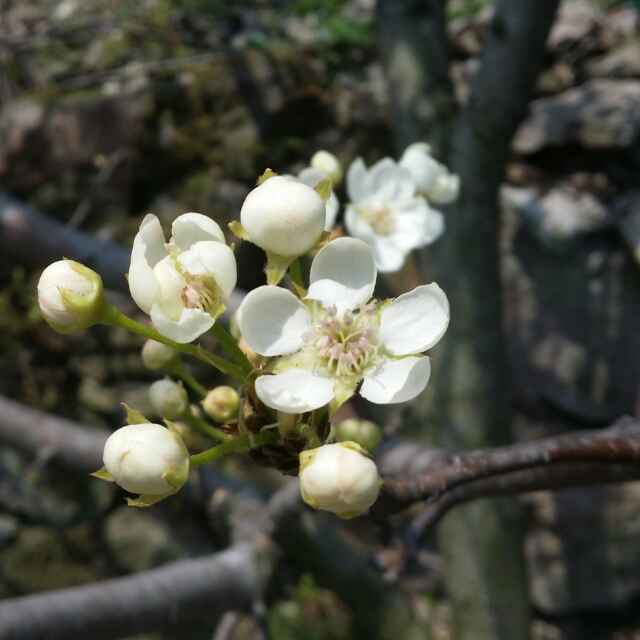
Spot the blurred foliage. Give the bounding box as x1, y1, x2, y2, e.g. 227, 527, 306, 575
268, 574, 351, 640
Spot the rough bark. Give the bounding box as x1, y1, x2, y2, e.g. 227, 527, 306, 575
405, 2, 561, 639
376, 0, 455, 156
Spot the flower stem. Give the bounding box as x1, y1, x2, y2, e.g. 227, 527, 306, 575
171, 362, 207, 398
190, 429, 279, 467
102, 305, 246, 383
211, 322, 253, 375
183, 413, 228, 442
288, 258, 306, 293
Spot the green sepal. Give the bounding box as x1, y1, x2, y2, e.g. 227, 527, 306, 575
126, 492, 174, 508
329, 379, 357, 416
257, 167, 278, 185
314, 177, 332, 202
122, 403, 149, 425
228, 221, 250, 241
90, 467, 115, 482
265, 251, 295, 286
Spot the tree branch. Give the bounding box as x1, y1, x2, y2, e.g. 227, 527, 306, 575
0, 544, 263, 640
373, 417, 640, 517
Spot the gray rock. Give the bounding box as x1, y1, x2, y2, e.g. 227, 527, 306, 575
587, 41, 640, 78
514, 80, 640, 153
548, 0, 601, 49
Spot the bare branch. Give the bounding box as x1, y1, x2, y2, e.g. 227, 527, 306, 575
373, 417, 640, 517
0, 544, 264, 640
0, 395, 107, 474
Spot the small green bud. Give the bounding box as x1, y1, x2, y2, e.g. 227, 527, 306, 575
141, 339, 178, 370
202, 386, 240, 423
334, 418, 381, 452
37, 259, 105, 334
149, 378, 188, 420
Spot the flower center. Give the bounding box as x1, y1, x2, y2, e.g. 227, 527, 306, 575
358, 204, 395, 235
180, 275, 223, 317
305, 304, 380, 379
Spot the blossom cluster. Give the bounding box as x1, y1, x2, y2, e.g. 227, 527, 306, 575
36, 146, 453, 519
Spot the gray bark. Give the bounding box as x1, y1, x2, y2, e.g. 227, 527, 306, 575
402, 2, 561, 639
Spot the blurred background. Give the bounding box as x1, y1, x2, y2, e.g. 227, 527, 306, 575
1, 0, 640, 638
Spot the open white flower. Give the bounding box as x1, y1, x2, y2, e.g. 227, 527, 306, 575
298, 166, 340, 230
128, 212, 237, 344
399, 142, 460, 205
237, 237, 449, 414
345, 157, 444, 273
299, 442, 381, 518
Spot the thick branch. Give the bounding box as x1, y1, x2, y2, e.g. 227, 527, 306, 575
0, 395, 107, 474
374, 417, 640, 516
0, 544, 262, 640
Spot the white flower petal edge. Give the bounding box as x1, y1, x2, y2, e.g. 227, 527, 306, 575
255, 369, 335, 414
177, 241, 237, 299
237, 286, 311, 357
308, 237, 377, 314
150, 305, 215, 344
346, 158, 369, 202
360, 356, 431, 405
380, 283, 450, 355
171, 212, 225, 249
128, 214, 166, 314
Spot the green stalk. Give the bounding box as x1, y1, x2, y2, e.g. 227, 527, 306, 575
211, 322, 253, 374
190, 429, 279, 467
171, 362, 207, 398
103, 305, 246, 383
288, 257, 306, 292
183, 413, 228, 442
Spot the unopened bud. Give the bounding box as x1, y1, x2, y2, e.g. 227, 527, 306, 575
37, 259, 104, 334
299, 442, 382, 518
310, 150, 342, 185
102, 423, 190, 495
141, 339, 178, 370
428, 172, 460, 204
334, 418, 381, 452
202, 386, 240, 423
149, 378, 188, 419
240, 175, 325, 257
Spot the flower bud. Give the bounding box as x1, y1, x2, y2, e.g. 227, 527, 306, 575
141, 339, 178, 370
149, 378, 188, 419
310, 150, 342, 185
334, 419, 381, 452
202, 386, 240, 423
429, 172, 460, 204
299, 442, 382, 518
240, 175, 325, 257
37, 259, 104, 334
103, 423, 190, 495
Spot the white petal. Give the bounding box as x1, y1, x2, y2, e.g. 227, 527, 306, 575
153, 255, 187, 320
178, 241, 237, 299
237, 286, 311, 357
171, 212, 225, 249
255, 369, 334, 414
346, 158, 369, 202
324, 192, 340, 230
370, 164, 415, 202
150, 304, 214, 344
373, 239, 407, 273
390, 202, 444, 250
360, 356, 431, 404
128, 214, 167, 314
367, 157, 396, 194
308, 237, 376, 313
380, 283, 450, 355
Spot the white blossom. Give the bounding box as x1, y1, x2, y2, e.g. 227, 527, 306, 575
299, 442, 381, 518
240, 175, 325, 256
298, 166, 340, 230
149, 378, 188, 419
237, 237, 449, 414
399, 142, 460, 204
310, 150, 342, 185
102, 423, 190, 496
345, 157, 444, 273
128, 212, 237, 344
37, 259, 104, 334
